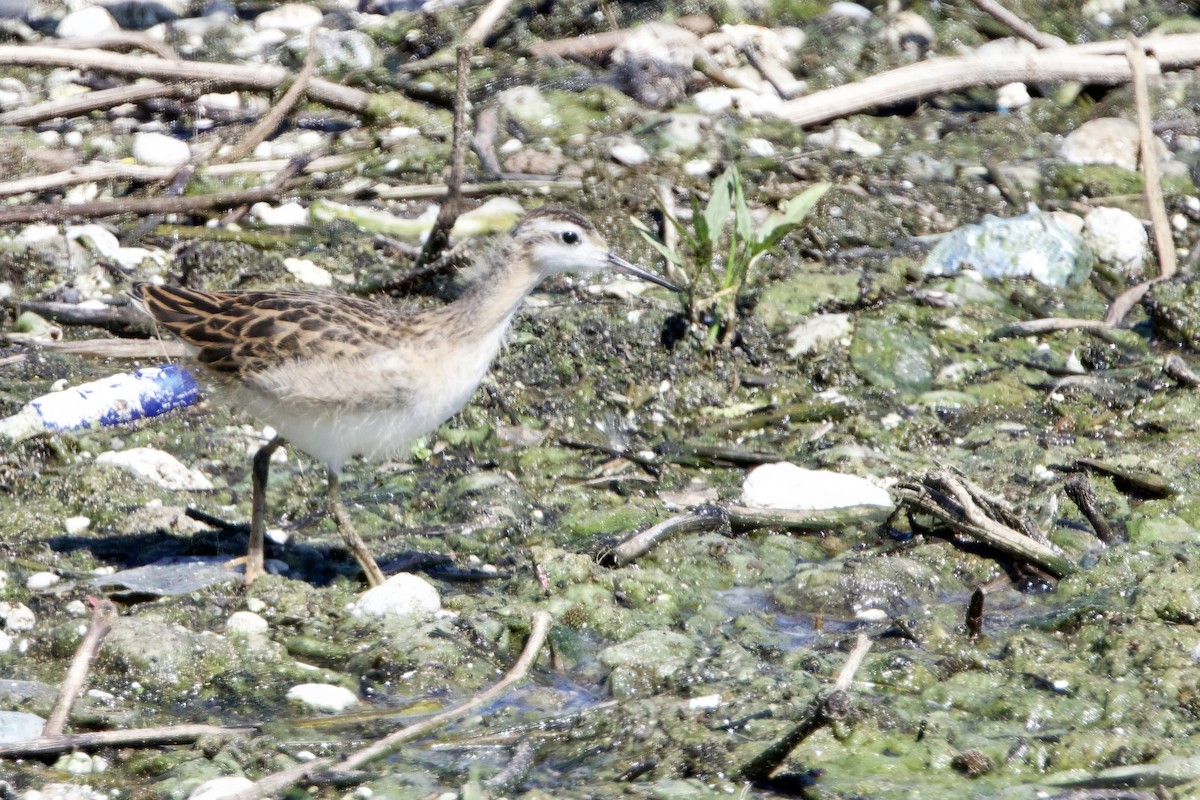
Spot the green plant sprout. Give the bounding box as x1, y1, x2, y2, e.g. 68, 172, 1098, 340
633, 166, 830, 346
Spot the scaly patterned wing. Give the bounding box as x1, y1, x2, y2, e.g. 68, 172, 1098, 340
130, 283, 397, 377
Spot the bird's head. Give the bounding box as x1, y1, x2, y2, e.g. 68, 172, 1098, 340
512, 206, 679, 291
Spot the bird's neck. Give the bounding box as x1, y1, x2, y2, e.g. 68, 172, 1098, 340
436, 242, 543, 342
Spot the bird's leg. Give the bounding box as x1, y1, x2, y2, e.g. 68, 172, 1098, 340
326, 469, 387, 587
245, 435, 285, 587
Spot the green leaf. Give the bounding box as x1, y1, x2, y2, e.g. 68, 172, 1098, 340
732, 166, 753, 244
703, 168, 735, 250
629, 216, 684, 269
690, 194, 710, 254
755, 182, 831, 250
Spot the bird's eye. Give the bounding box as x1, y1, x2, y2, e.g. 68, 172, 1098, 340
560, 230, 580, 245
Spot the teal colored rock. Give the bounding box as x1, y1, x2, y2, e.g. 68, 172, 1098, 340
850, 316, 935, 392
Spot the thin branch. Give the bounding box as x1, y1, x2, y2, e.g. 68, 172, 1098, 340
222, 33, 320, 163
1127, 37, 1176, 280
0, 46, 370, 115
739, 633, 872, 784
464, 0, 516, 46
775, 50, 1145, 128
0, 183, 294, 224
415, 44, 472, 268
0, 81, 208, 127
599, 508, 728, 568
987, 317, 1115, 339
223, 610, 553, 800
42, 600, 118, 737
968, 0, 1064, 50
0, 725, 253, 757
47, 33, 179, 60
0, 153, 363, 197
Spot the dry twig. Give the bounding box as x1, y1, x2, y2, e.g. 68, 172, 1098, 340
415, 44, 471, 268
739, 633, 873, 785
464, 0, 516, 46
599, 508, 728, 568
222, 33, 320, 163
42, 600, 118, 737
0, 724, 252, 758
968, 0, 1064, 49
223, 610, 553, 800
0, 46, 370, 115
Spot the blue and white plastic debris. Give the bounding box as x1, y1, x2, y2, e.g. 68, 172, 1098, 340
0, 365, 199, 443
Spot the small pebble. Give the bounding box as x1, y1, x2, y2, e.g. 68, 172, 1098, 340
254, 2, 322, 33
56, 6, 118, 37
95, 447, 214, 491
609, 142, 650, 167
245, 597, 267, 613
187, 777, 255, 800
1, 602, 36, 632
63, 516, 90, 534
284, 257, 333, 287
286, 683, 358, 712
352, 573, 440, 619
226, 610, 268, 635
132, 131, 190, 168
25, 572, 59, 592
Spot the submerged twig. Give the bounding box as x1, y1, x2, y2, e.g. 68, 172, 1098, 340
1163, 354, 1200, 387
224, 610, 553, 800
739, 633, 872, 785
987, 318, 1115, 340
0, 724, 252, 757
599, 507, 728, 568
1062, 476, 1121, 546
42, 599, 118, 737
896, 471, 1077, 578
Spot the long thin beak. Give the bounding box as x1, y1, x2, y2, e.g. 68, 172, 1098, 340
608, 252, 682, 292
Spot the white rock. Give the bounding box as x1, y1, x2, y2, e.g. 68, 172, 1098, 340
807, 127, 882, 157
95, 447, 214, 491
284, 257, 333, 287
827, 2, 872, 21
226, 610, 268, 635
497, 85, 554, 127
352, 573, 441, 619
132, 131, 190, 167
15, 223, 63, 247
254, 3, 322, 33
609, 142, 650, 167
787, 313, 853, 357
740, 463, 892, 510
1, 711, 46, 744
61, 751, 96, 775
25, 572, 60, 592
745, 137, 775, 157
187, 776, 255, 800
0, 631, 12, 653
286, 683, 358, 712
57, 6, 118, 38
1, 602, 36, 632
1082, 206, 1148, 276
1061, 117, 1168, 171
996, 82, 1031, 111
250, 201, 308, 227
64, 516, 91, 534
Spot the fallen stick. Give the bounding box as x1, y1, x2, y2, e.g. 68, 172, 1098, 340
726, 503, 893, 532
47, 33, 179, 59
1127, 36, 1176, 281
223, 610, 553, 800
42, 600, 118, 737
464, 0, 515, 46
773, 42, 1170, 129
599, 508, 728, 568
222, 33, 320, 164
0, 153, 363, 197
415, 43, 471, 268
739, 633, 872, 785
0, 81, 209, 127
0, 724, 253, 758
0, 46, 371, 115
968, 0, 1063, 49
0, 183, 291, 224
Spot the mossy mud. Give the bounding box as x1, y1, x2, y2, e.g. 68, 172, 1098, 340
6, 1, 1200, 799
